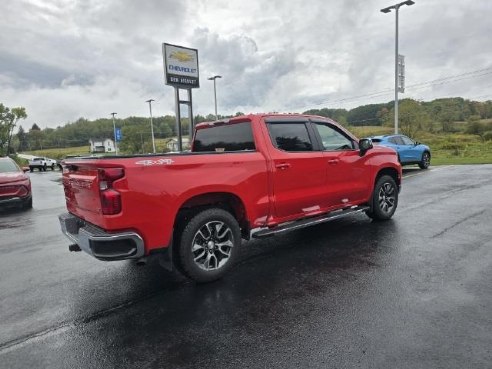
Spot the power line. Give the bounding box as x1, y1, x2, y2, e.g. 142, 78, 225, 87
291, 65, 492, 111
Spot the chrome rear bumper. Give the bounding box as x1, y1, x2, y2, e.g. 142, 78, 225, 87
59, 212, 145, 260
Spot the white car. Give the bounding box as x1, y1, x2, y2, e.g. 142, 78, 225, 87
28, 157, 58, 171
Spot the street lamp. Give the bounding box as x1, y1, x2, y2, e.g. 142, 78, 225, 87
381, 0, 415, 134
207, 75, 222, 120
110, 112, 118, 155
145, 99, 156, 153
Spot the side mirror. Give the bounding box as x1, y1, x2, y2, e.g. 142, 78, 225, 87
359, 138, 373, 156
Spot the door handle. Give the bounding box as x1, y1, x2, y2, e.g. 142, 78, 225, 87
328, 159, 339, 165
275, 163, 291, 170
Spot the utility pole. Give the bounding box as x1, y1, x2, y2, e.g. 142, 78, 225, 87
145, 99, 156, 153
208, 75, 222, 120
381, 0, 415, 134
111, 112, 118, 155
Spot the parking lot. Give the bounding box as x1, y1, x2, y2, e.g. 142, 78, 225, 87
0, 165, 491, 369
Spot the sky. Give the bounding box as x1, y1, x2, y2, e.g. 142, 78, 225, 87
1, 0, 491, 129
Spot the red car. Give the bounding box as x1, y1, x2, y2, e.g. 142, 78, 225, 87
0, 157, 32, 210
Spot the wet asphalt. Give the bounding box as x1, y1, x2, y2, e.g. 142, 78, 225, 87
0, 165, 491, 369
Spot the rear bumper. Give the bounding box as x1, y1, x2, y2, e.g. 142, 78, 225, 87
58, 212, 145, 261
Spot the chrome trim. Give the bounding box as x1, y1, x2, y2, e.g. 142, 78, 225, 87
59, 213, 145, 260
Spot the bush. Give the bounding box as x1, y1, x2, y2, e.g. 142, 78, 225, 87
9, 155, 29, 167
483, 131, 492, 141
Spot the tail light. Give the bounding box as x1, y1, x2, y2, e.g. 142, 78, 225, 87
98, 168, 124, 215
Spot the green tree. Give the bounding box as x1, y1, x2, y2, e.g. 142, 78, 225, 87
465, 115, 486, 141
0, 104, 27, 155
16, 125, 29, 152
29, 123, 44, 150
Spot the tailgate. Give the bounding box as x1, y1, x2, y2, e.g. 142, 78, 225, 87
62, 164, 101, 217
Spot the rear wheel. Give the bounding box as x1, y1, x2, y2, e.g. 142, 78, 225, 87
29, 167, 33, 172
366, 175, 398, 220
419, 152, 430, 169
177, 208, 240, 283
43, 164, 47, 171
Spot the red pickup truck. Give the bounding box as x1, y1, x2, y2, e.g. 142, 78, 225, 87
59, 114, 401, 282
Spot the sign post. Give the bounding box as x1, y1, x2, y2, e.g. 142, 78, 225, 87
163, 43, 199, 151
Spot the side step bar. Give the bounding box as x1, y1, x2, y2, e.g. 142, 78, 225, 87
252, 205, 370, 239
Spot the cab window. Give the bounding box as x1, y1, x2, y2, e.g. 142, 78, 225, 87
314, 123, 354, 151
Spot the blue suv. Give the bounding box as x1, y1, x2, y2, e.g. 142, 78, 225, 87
371, 134, 431, 169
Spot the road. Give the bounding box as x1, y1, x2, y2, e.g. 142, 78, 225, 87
0, 165, 491, 369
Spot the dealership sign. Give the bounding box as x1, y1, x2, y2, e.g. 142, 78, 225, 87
162, 43, 199, 88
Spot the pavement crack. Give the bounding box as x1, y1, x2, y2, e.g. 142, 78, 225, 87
432, 209, 486, 238
0, 322, 75, 355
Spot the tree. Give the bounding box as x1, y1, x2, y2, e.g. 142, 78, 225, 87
16, 125, 29, 152
29, 123, 44, 150
465, 115, 487, 141
397, 99, 430, 138
0, 103, 27, 155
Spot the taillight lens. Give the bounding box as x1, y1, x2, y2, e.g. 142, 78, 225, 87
101, 189, 122, 214
98, 168, 124, 215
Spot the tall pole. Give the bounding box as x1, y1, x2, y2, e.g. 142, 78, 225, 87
111, 112, 117, 155
146, 99, 156, 153
395, 6, 399, 134
381, 0, 415, 135
208, 75, 222, 120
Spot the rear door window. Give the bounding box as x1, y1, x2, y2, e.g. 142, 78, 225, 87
193, 121, 255, 152
267, 123, 313, 152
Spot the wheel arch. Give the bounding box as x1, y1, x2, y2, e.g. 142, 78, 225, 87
174, 192, 249, 239
374, 167, 400, 189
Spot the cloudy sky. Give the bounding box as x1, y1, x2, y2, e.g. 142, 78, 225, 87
1, 0, 491, 129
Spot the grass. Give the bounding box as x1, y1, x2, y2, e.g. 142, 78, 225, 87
25, 146, 90, 160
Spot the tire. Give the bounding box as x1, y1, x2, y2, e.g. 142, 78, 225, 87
419, 152, 430, 169
366, 175, 398, 221
51, 164, 55, 170
177, 208, 241, 283
29, 167, 33, 172
43, 164, 47, 172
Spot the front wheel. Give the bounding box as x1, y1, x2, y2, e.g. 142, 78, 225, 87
177, 208, 241, 283
419, 152, 430, 169
366, 175, 398, 220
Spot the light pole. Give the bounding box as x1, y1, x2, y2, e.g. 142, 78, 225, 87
381, 0, 415, 134
145, 99, 156, 153
111, 112, 118, 155
208, 75, 222, 120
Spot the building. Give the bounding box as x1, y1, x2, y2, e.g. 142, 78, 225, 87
166, 137, 190, 152
89, 138, 115, 153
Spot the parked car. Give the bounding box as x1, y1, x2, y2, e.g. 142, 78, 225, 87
0, 157, 32, 209
370, 134, 431, 169
28, 157, 57, 171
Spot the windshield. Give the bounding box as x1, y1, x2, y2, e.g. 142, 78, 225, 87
0, 159, 21, 173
